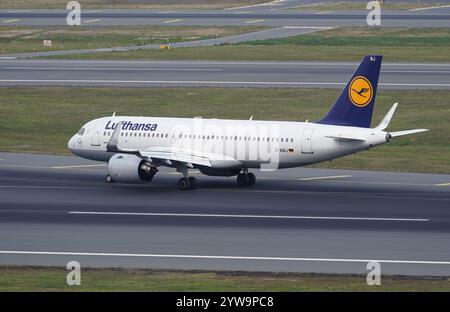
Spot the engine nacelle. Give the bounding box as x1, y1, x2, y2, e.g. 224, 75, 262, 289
108, 153, 157, 183
199, 167, 240, 177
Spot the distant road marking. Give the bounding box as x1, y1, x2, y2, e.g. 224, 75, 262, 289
225, 0, 282, 10
51, 164, 106, 169
436, 182, 450, 187
83, 19, 101, 24
4, 67, 448, 74
68, 211, 428, 222
4, 67, 223, 72
245, 19, 264, 23
164, 19, 183, 24
409, 4, 450, 11
283, 26, 331, 29
3, 59, 450, 67
0, 79, 449, 88
2, 19, 20, 23
1, 250, 449, 265
298, 175, 351, 181
7, 10, 31, 13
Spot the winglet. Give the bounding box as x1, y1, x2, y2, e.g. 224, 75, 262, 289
106, 121, 123, 152
375, 102, 398, 130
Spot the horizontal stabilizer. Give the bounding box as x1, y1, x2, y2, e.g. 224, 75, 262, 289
325, 135, 366, 142
390, 129, 428, 138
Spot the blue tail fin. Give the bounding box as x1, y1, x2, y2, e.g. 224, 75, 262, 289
317, 55, 382, 128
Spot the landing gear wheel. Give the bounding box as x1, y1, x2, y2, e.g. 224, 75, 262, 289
106, 174, 113, 183
188, 177, 197, 189
237, 173, 249, 186
247, 172, 256, 186
178, 177, 191, 191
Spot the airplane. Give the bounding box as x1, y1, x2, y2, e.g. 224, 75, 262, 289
68, 55, 428, 190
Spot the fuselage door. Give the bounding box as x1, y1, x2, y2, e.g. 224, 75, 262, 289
301, 128, 314, 154
91, 125, 101, 146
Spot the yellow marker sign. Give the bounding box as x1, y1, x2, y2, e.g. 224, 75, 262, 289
349, 76, 373, 107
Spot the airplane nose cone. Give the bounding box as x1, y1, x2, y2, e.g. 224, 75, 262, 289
68, 135, 77, 153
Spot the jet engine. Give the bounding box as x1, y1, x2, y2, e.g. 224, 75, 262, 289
107, 153, 157, 183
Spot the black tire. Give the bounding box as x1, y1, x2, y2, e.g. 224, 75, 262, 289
247, 172, 256, 186
188, 177, 197, 189
237, 173, 249, 186
106, 174, 113, 183
178, 177, 191, 191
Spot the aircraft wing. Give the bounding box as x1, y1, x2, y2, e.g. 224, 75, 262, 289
139, 147, 213, 168
105, 121, 240, 168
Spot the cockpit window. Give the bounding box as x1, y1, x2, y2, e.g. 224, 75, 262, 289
77, 127, 86, 136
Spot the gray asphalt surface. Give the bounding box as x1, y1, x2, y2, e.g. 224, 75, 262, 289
1, 152, 450, 276
1, 59, 449, 89
0, 8, 449, 27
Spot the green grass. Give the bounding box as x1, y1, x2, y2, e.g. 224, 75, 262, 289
242, 27, 450, 47
293, 1, 450, 11
0, 87, 448, 174
50, 27, 450, 62
0, 26, 265, 54
1, 266, 449, 291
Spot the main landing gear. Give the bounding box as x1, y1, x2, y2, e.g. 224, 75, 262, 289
236, 170, 256, 186
177, 166, 197, 191
178, 176, 197, 191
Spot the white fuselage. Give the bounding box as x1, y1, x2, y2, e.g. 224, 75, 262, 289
68, 116, 389, 171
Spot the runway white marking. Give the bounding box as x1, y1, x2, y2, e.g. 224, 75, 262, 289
315, 11, 331, 14
409, 4, 450, 11
83, 19, 101, 24
164, 19, 183, 24
382, 70, 450, 74
2, 19, 20, 23
4, 67, 223, 72
245, 19, 264, 23
68, 211, 429, 222
7, 10, 31, 13
224, 0, 283, 10
1, 250, 448, 265
0, 185, 108, 190
436, 182, 450, 187
51, 164, 106, 169
0, 79, 448, 87
283, 26, 331, 29
5, 66, 446, 74
2, 59, 450, 67
298, 175, 351, 181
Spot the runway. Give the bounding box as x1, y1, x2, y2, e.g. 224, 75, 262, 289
0, 8, 449, 27
1, 59, 450, 89
1, 151, 450, 276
